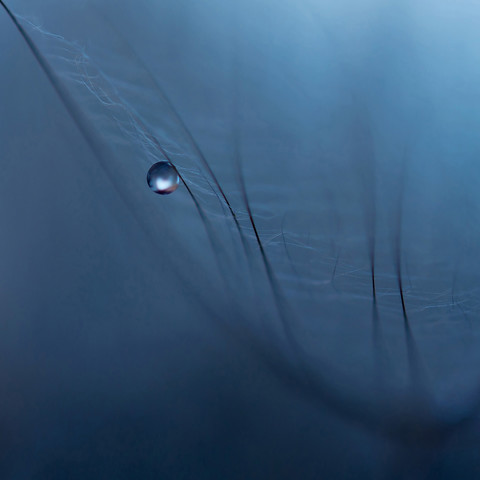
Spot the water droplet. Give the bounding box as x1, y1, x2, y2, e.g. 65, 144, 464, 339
147, 161, 180, 195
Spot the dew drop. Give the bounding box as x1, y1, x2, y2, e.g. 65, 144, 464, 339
147, 161, 180, 195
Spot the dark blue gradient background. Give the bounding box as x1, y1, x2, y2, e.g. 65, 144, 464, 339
1, 1, 480, 478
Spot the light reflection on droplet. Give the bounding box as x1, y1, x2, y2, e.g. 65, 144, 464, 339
147, 161, 179, 195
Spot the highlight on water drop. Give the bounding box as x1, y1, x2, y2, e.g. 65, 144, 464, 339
147, 161, 180, 195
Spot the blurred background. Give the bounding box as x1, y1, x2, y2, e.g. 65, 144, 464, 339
1, 0, 480, 478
